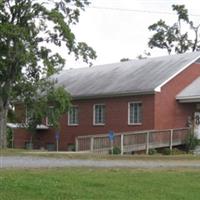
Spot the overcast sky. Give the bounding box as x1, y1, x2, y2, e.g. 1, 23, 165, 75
61, 0, 200, 69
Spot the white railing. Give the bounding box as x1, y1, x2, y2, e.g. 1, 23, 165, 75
75, 128, 189, 154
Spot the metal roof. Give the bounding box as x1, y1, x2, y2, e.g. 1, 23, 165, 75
53, 52, 200, 99
176, 77, 200, 102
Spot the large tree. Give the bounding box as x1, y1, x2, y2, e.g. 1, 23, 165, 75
148, 4, 200, 54
0, 0, 96, 148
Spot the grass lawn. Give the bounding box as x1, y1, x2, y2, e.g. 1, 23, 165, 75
1, 168, 200, 200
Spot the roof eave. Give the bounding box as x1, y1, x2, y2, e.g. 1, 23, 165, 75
71, 90, 156, 100
154, 55, 200, 92
176, 96, 200, 103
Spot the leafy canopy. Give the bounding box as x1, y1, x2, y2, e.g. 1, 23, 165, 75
0, 0, 96, 145
148, 4, 200, 54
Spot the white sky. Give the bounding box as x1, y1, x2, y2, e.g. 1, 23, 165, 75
61, 0, 200, 69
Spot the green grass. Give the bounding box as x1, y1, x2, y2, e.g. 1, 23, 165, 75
1, 168, 200, 200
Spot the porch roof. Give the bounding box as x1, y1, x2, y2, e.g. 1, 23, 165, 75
7, 123, 49, 130
176, 77, 200, 103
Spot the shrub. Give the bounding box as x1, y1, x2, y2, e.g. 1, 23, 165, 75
68, 144, 75, 151
162, 148, 171, 155
109, 146, 121, 155
148, 148, 157, 155
171, 148, 186, 155
185, 130, 199, 153
7, 128, 13, 148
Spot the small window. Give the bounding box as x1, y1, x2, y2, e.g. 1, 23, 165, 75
68, 106, 79, 126
93, 104, 105, 125
128, 102, 142, 125
46, 106, 54, 126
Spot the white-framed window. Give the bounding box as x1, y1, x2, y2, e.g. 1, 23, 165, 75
46, 106, 54, 126
128, 102, 142, 125
93, 104, 105, 125
68, 106, 79, 126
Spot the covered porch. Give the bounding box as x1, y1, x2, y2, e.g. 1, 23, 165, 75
176, 77, 200, 138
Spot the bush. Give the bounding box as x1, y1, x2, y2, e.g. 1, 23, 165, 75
185, 131, 199, 153
7, 128, 13, 148
109, 146, 121, 155
162, 148, 171, 155
68, 144, 75, 151
148, 148, 157, 155
171, 148, 186, 155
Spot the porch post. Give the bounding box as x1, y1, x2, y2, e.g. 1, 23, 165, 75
170, 129, 173, 151
90, 136, 94, 152
146, 132, 150, 155
75, 137, 78, 152
121, 134, 124, 155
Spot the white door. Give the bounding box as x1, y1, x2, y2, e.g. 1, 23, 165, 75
194, 112, 200, 139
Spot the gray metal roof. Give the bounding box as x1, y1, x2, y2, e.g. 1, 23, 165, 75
176, 77, 200, 102
53, 52, 200, 99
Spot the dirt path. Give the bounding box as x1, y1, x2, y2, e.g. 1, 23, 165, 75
1, 156, 200, 169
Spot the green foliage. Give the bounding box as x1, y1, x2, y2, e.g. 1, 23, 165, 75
170, 148, 186, 155
148, 148, 157, 155
109, 146, 121, 155
148, 4, 200, 54
6, 128, 13, 148
162, 148, 172, 155
0, 0, 96, 147
185, 130, 199, 153
26, 86, 71, 133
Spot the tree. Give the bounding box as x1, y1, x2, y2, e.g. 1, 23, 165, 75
120, 58, 130, 62
137, 50, 151, 60
148, 4, 200, 54
0, 0, 96, 148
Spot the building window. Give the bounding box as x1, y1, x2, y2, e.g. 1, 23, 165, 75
128, 102, 142, 125
68, 106, 79, 126
93, 104, 105, 125
46, 106, 54, 126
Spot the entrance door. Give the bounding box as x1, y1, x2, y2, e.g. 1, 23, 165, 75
194, 112, 200, 139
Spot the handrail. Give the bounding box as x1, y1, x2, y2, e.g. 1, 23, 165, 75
76, 127, 189, 139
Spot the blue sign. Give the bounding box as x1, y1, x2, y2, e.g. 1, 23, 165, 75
55, 132, 60, 141
108, 131, 115, 141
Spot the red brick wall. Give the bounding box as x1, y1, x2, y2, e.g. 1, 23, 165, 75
13, 128, 31, 148
58, 95, 155, 150
155, 63, 200, 129
13, 95, 155, 150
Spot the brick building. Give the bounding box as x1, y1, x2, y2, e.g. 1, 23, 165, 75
10, 52, 200, 150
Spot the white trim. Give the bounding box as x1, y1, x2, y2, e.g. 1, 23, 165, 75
154, 55, 200, 92
176, 95, 200, 100
93, 104, 105, 126
178, 99, 200, 103
128, 101, 142, 125
7, 123, 49, 130
68, 105, 79, 126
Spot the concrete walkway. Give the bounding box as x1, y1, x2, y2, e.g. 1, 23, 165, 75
1, 156, 200, 169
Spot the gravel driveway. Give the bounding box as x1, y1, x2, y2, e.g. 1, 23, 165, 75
1, 156, 200, 169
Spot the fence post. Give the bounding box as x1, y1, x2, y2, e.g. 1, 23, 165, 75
121, 134, 124, 155
90, 137, 94, 152
146, 132, 150, 155
170, 129, 173, 151
75, 138, 78, 152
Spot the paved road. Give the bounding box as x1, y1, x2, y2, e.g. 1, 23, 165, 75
1, 156, 200, 169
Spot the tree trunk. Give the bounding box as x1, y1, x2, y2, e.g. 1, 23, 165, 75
0, 103, 8, 149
